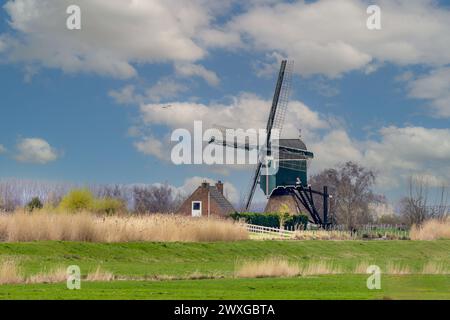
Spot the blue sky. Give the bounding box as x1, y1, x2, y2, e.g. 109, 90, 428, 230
1, 0, 450, 205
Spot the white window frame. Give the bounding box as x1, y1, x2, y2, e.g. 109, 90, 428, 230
191, 201, 202, 217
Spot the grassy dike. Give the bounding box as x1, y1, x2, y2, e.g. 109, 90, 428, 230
0, 240, 449, 299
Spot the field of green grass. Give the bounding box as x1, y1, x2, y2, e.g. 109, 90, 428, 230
0, 240, 449, 299
1, 275, 449, 300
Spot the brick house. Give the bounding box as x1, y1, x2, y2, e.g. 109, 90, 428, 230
176, 181, 235, 218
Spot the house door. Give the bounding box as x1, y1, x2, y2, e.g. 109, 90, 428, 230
191, 201, 202, 217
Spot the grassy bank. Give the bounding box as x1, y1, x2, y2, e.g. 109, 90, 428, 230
0, 240, 449, 277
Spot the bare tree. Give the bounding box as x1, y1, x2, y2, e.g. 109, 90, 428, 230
95, 184, 128, 202
0, 178, 73, 210
429, 184, 449, 219
0, 180, 22, 211
309, 162, 378, 229
133, 183, 183, 214
400, 176, 449, 226
0, 178, 188, 214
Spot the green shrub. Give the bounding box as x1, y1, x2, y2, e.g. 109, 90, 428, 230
284, 214, 309, 230
58, 189, 95, 212
26, 197, 43, 212
58, 189, 127, 215
92, 198, 125, 215
230, 212, 279, 228
230, 212, 308, 230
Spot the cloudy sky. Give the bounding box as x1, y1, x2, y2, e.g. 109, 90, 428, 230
1, 0, 450, 205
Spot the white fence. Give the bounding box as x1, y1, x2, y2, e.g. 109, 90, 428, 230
244, 223, 295, 239
244, 223, 410, 240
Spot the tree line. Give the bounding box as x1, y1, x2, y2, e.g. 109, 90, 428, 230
1, 162, 448, 228
0, 179, 185, 214
309, 162, 449, 228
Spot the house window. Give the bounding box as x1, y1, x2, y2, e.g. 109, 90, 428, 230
191, 201, 202, 217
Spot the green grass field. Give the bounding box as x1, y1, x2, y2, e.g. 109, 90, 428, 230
1, 275, 449, 300
0, 240, 449, 299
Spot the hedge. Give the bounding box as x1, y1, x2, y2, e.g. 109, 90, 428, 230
230, 212, 308, 230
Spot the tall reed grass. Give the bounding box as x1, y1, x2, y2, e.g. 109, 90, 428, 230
26, 267, 68, 284
385, 262, 412, 275
410, 218, 450, 240
421, 262, 450, 275
0, 259, 23, 285
235, 258, 344, 278
294, 230, 354, 240
0, 211, 248, 242
0, 259, 115, 285
236, 258, 450, 278
235, 258, 300, 278
300, 261, 343, 275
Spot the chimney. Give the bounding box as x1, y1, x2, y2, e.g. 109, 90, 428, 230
215, 180, 224, 195
201, 181, 210, 189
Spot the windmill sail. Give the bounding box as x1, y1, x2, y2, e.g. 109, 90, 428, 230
265, 60, 294, 146
243, 59, 293, 211
241, 162, 262, 211
207, 124, 257, 151
271, 60, 294, 137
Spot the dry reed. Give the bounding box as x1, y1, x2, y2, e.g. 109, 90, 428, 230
236, 258, 450, 278
0, 259, 24, 285
0, 211, 248, 242
0, 259, 116, 284
294, 230, 354, 240
86, 266, 115, 281
410, 218, 450, 240
235, 258, 345, 278
385, 262, 411, 275
27, 267, 67, 284
235, 258, 300, 278
354, 262, 372, 274
421, 262, 450, 275
300, 261, 343, 275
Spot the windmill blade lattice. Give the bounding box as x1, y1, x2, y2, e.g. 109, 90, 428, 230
271, 60, 294, 136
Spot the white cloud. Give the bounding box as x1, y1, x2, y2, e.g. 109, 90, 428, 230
109, 79, 188, 106
309, 79, 340, 97
146, 78, 188, 102
175, 63, 220, 86
363, 126, 450, 187
132, 89, 450, 192
395, 71, 414, 83
308, 126, 450, 189
132, 93, 332, 172
138, 92, 330, 139
108, 85, 141, 105
134, 136, 166, 161
3, 0, 450, 82
407, 67, 450, 118
15, 138, 58, 164
0, 144, 6, 154
227, 0, 450, 77
2, 0, 215, 78
309, 130, 363, 171
252, 52, 284, 78
197, 28, 242, 48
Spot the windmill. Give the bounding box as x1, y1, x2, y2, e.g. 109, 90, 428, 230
210, 60, 331, 227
